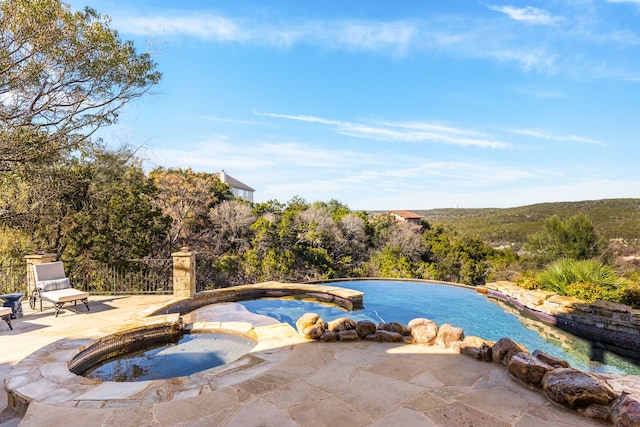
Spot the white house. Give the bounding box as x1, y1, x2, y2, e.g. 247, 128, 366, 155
217, 170, 255, 202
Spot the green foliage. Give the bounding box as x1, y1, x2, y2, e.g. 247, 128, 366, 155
536, 259, 625, 296
419, 199, 640, 245
525, 214, 603, 263
565, 282, 613, 303
615, 285, 640, 309
57, 147, 171, 261
513, 272, 538, 290
366, 246, 415, 279
422, 226, 494, 285
0, 0, 160, 172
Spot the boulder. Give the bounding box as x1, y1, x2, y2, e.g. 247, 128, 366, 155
327, 317, 357, 332
582, 404, 612, 422
365, 330, 403, 342
453, 336, 493, 360
337, 330, 359, 342
480, 343, 493, 362
611, 392, 640, 427
320, 331, 338, 342
435, 323, 464, 349
356, 320, 377, 338
407, 318, 438, 345
507, 352, 554, 387
378, 322, 409, 336
492, 337, 529, 366
541, 368, 618, 409
296, 312, 325, 340
532, 349, 570, 368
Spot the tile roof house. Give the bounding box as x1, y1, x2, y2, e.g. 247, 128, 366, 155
217, 170, 255, 202
389, 210, 423, 230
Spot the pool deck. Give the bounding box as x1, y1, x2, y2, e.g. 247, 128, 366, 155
1, 295, 639, 426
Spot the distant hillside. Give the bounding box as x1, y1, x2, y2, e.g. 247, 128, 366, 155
414, 198, 640, 247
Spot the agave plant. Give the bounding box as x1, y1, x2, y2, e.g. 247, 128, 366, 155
536, 258, 624, 296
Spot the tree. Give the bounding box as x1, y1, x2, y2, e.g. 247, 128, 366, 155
525, 214, 603, 263
149, 168, 231, 251
0, 0, 161, 172
422, 225, 494, 285
207, 199, 255, 256
0, 145, 170, 261
49, 146, 170, 261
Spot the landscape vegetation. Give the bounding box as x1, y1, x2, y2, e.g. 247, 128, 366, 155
1, 0, 639, 310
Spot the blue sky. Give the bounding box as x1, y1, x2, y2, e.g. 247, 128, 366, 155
74, 0, 639, 210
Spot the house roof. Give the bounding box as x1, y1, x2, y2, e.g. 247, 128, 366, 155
218, 171, 255, 192
390, 210, 422, 219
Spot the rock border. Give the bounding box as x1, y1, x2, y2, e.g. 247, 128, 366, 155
296, 312, 640, 427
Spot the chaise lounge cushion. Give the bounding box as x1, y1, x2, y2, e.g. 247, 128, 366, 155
37, 278, 71, 292
40, 288, 89, 304
0, 307, 11, 317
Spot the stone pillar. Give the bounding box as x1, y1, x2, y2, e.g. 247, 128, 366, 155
25, 253, 57, 296
172, 248, 195, 298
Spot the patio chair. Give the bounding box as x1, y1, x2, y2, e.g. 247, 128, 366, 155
0, 307, 12, 330
32, 261, 89, 317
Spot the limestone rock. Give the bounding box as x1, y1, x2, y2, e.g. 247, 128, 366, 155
532, 349, 570, 368
320, 331, 338, 342
480, 343, 493, 362
338, 330, 359, 342
356, 320, 377, 338
453, 336, 493, 360
492, 337, 529, 366
365, 330, 402, 342
407, 318, 438, 345
507, 352, 554, 387
435, 323, 464, 349
582, 403, 612, 422
327, 317, 357, 332
611, 392, 640, 427
296, 312, 325, 340
377, 321, 409, 336
541, 368, 618, 409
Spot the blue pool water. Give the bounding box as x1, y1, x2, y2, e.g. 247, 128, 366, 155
84, 333, 256, 382
238, 280, 640, 375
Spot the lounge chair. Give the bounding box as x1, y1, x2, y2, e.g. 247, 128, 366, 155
0, 307, 12, 330
32, 261, 89, 317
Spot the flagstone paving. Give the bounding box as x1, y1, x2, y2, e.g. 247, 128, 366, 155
1, 295, 637, 426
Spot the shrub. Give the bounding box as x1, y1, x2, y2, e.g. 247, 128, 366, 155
514, 273, 538, 290
565, 281, 610, 303
616, 285, 640, 309
536, 258, 625, 296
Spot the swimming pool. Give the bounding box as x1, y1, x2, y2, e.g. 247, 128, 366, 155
238, 280, 640, 375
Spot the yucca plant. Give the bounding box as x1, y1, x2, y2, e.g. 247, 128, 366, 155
536, 258, 625, 296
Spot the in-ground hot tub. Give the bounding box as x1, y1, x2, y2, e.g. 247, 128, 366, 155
68, 319, 257, 382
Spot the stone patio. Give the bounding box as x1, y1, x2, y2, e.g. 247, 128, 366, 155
1, 295, 636, 426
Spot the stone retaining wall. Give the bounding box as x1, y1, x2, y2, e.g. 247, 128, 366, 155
483, 281, 640, 358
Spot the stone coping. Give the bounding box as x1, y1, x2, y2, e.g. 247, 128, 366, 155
149, 281, 364, 316
5, 313, 306, 414
483, 281, 640, 359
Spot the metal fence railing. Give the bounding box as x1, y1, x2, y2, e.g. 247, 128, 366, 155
61, 259, 174, 295
0, 262, 27, 295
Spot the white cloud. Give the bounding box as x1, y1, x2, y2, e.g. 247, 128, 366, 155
485, 5, 562, 25
259, 113, 510, 149
510, 129, 603, 145
116, 13, 416, 54
108, 6, 639, 78
120, 14, 245, 41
